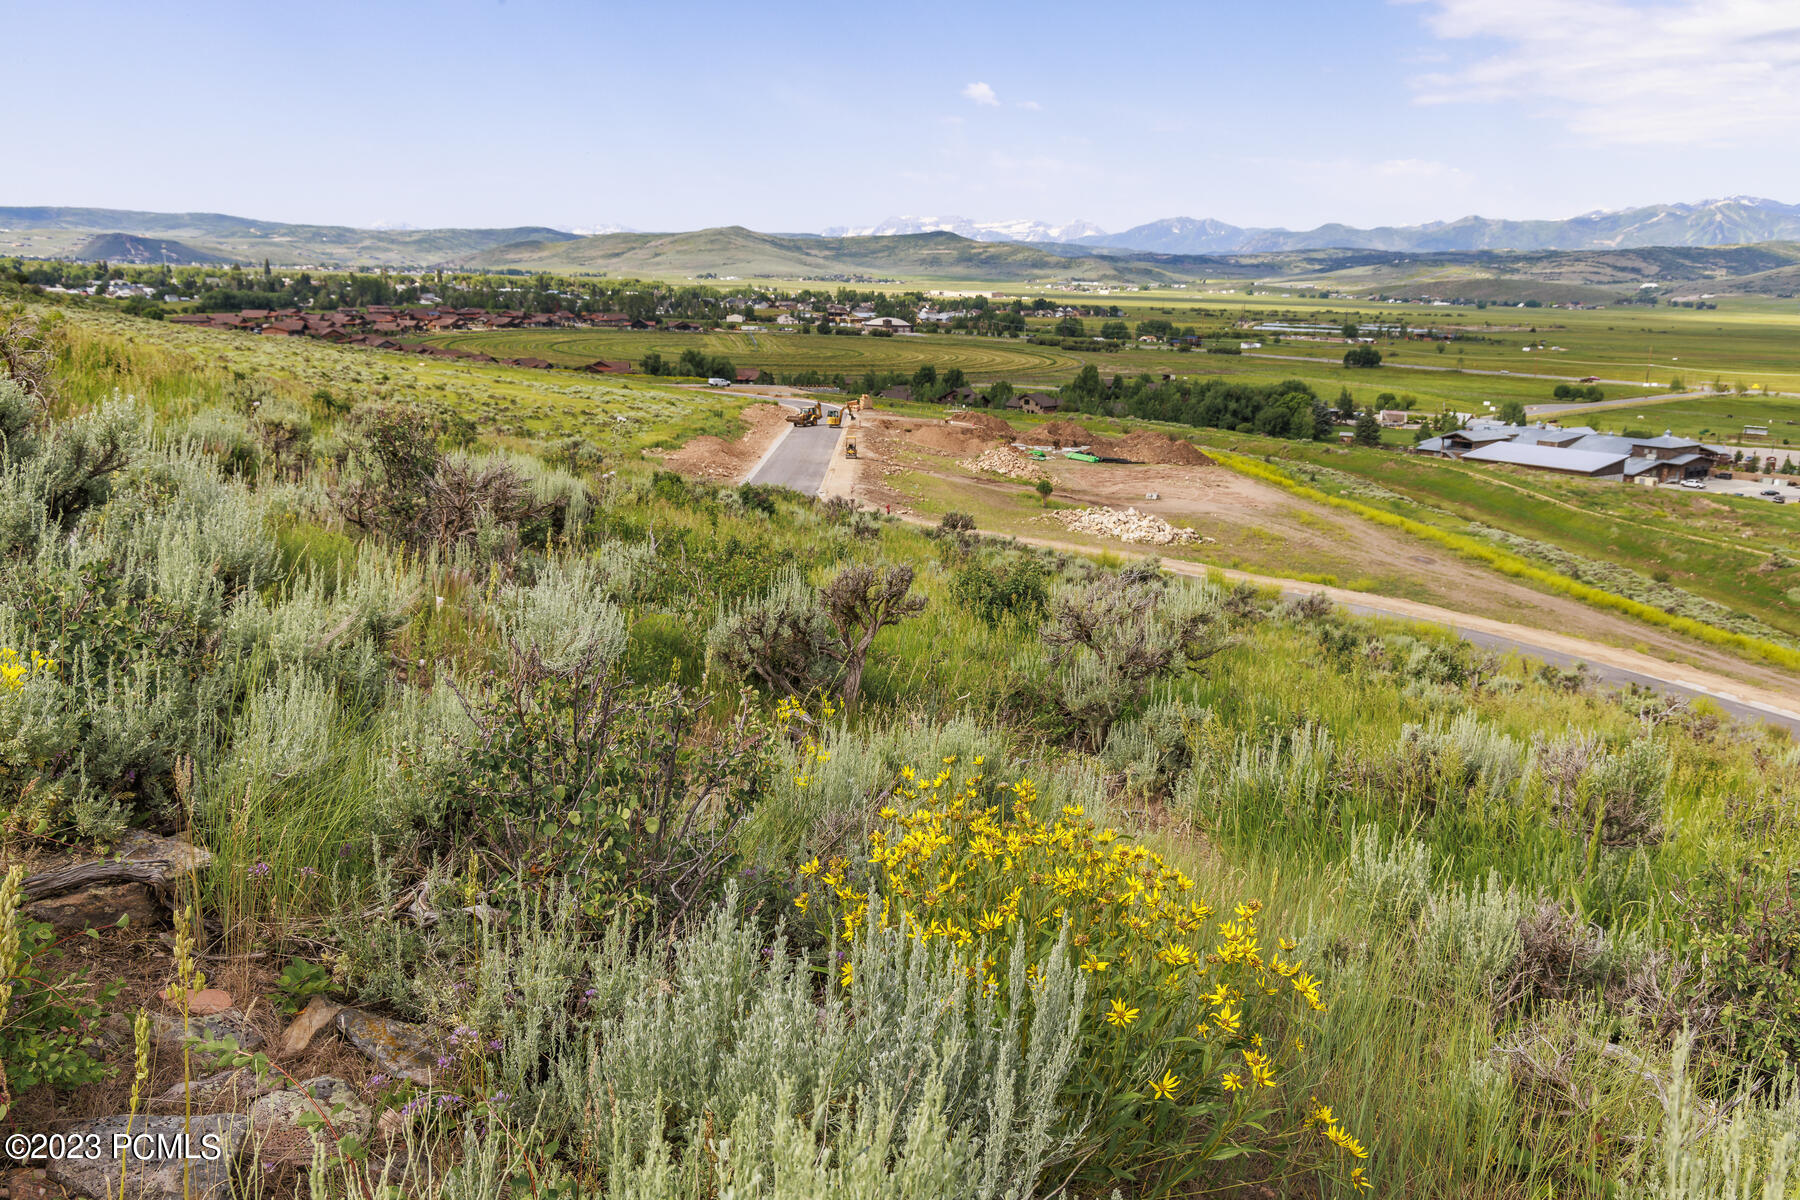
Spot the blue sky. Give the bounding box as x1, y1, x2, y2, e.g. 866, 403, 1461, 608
7, 0, 1799, 233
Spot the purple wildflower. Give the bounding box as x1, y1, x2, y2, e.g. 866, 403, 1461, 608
435, 1055, 452, 1068
487, 1038, 502, 1051
248, 861, 272, 879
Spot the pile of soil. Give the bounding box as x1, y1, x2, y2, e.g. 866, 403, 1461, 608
1113, 431, 1212, 466
910, 423, 1007, 456
960, 412, 1018, 439
1038, 420, 1100, 448
660, 404, 790, 481
966, 446, 1051, 480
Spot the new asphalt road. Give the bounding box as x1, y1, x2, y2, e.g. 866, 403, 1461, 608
745, 402, 844, 495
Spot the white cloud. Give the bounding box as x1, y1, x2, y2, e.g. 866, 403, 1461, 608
1404, 0, 1800, 145
961, 81, 1000, 106
1017, 99, 1042, 111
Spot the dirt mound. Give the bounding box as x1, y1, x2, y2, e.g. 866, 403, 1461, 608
661, 403, 790, 481
966, 446, 1050, 481
959, 412, 1018, 439
1048, 506, 1210, 546
1113, 431, 1212, 466
911, 423, 1005, 456
1039, 420, 1099, 447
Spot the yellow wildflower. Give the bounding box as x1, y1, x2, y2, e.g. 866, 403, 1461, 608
1104, 999, 1139, 1028
1149, 1070, 1180, 1101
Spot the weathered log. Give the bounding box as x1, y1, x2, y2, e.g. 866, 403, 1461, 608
21, 830, 213, 901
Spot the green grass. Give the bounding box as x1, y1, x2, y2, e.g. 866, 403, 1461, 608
1181, 431, 1800, 644
1211, 448, 1800, 671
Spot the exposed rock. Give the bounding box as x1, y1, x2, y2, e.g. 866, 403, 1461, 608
335, 1009, 439, 1085
42, 1113, 247, 1200
250, 1076, 371, 1163
964, 446, 1049, 481
155, 1067, 282, 1106
148, 1007, 264, 1054
22, 882, 160, 933
171, 989, 234, 1016
278, 995, 345, 1058
1047, 506, 1211, 546
116, 829, 213, 875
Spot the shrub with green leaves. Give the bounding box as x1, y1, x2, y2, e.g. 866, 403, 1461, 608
951, 551, 1050, 627
1680, 865, 1800, 1082
0, 868, 119, 1116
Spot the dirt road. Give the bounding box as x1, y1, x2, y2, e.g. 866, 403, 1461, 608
811, 409, 1800, 729
941, 523, 1800, 734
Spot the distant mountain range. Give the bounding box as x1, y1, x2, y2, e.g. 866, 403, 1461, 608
818, 216, 1109, 244
817, 198, 1800, 255
9, 201, 1800, 298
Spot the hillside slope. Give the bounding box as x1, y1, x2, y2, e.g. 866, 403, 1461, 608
457, 226, 1241, 282
0, 206, 580, 266
70, 232, 231, 265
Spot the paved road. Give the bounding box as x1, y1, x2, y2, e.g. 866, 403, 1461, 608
1525, 390, 1714, 418
745, 402, 843, 495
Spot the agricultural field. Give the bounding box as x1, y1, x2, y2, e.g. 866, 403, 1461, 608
423, 327, 1093, 381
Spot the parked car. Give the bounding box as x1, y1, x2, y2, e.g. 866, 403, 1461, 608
1760, 488, 1781, 497
1680, 479, 1706, 490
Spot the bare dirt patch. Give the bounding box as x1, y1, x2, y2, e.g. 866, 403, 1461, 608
659, 403, 791, 482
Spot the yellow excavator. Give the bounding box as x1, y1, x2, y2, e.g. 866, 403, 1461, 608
827, 406, 842, 428
786, 400, 823, 427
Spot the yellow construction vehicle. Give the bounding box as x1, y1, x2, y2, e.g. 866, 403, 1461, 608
827, 407, 842, 428
844, 438, 858, 459
786, 400, 823, 427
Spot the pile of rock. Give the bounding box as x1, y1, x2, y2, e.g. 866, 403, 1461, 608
1048, 506, 1210, 546
965, 446, 1049, 480
36, 995, 438, 1198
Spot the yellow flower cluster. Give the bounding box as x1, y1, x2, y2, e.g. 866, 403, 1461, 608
0, 647, 57, 692
775, 695, 836, 789
797, 765, 1372, 1191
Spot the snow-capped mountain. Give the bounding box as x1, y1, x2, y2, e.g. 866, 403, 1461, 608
815, 198, 1800, 254
820, 215, 1107, 243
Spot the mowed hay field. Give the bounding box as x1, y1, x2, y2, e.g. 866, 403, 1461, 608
422, 329, 1089, 382
1115, 291, 1800, 392
422, 327, 1631, 414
